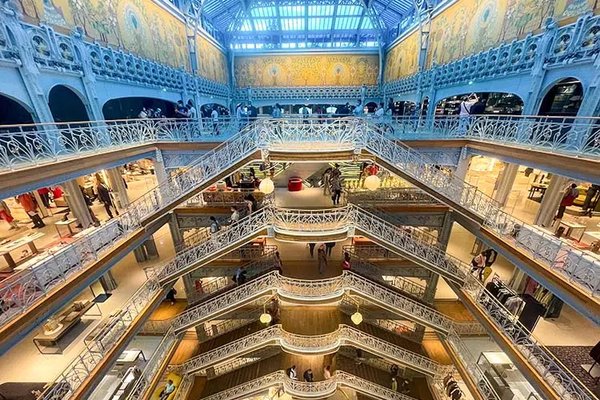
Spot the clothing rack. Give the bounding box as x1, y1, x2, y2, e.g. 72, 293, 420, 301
484, 274, 526, 318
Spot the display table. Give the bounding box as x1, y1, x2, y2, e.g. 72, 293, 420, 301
557, 220, 586, 242
528, 183, 548, 199
109, 366, 141, 400
0, 232, 45, 270
54, 218, 79, 238
33, 301, 94, 354
288, 177, 302, 192
116, 349, 146, 369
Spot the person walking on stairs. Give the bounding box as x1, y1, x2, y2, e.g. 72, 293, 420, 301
317, 244, 327, 274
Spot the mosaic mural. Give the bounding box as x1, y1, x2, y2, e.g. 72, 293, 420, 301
385, 0, 598, 81
384, 30, 419, 81
16, 0, 229, 82
197, 34, 229, 84
234, 54, 379, 87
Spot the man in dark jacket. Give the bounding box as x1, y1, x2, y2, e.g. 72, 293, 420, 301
96, 177, 118, 219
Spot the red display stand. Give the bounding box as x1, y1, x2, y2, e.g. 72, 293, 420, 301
288, 177, 302, 192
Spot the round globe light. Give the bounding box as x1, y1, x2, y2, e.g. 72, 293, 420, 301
259, 312, 272, 324
364, 175, 381, 191
350, 311, 363, 325
259, 177, 275, 194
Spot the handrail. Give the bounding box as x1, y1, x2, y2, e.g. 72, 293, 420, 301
179, 324, 440, 377
39, 204, 592, 400
363, 120, 600, 303
170, 270, 453, 335
196, 369, 418, 400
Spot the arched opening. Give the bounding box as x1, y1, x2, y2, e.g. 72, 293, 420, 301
0, 94, 34, 128
365, 101, 378, 114
435, 92, 524, 115
538, 78, 583, 116
102, 97, 177, 120
48, 85, 90, 123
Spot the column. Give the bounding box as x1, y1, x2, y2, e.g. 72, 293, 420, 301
106, 167, 129, 211
453, 147, 471, 181
154, 150, 169, 186
533, 175, 569, 227
62, 180, 94, 228
492, 163, 519, 207
32, 190, 50, 218
99, 271, 118, 292
133, 232, 160, 262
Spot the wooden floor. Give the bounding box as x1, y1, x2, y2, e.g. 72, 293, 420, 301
281, 305, 341, 334
170, 332, 202, 365
148, 300, 187, 321
422, 338, 453, 365
434, 299, 475, 322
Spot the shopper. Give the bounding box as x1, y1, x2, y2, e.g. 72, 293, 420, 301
16, 192, 45, 228
322, 168, 332, 196
353, 100, 364, 116
323, 365, 332, 379
229, 206, 240, 224
341, 252, 351, 270
553, 183, 579, 222
159, 379, 176, 400
274, 251, 283, 274
390, 364, 399, 378
272, 103, 282, 118
0, 200, 18, 230
37, 187, 51, 208
330, 168, 343, 206
317, 244, 327, 275
288, 365, 298, 380
582, 184, 600, 217
233, 266, 247, 285
325, 241, 336, 257
96, 177, 118, 219
303, 369, 314, 382
308, 242, 316, 258
165, 288, 177, 305
470, 251, 487, 281
209, 216, 221, 234
267, 297, 280, 324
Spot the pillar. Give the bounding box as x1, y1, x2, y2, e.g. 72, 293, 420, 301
492, 163, 519, 207
453, 147, 471, 181
154, 150, 169, 186
32, 190, 50, 218
106, 167, 129, 211
62, 179, 94, 228
533, 175, 569, 227
133, 233, 160, 262
99, 271, 118, 292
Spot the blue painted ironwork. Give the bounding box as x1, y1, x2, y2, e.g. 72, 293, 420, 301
0, 11, 230, 98
384, 13, 600, 97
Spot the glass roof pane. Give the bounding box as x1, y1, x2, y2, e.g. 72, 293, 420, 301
308, 5, 334, 16
337, 4, 363, 16
361, 17, 373, 29
251, 6, 276, 18
280, 5, 305, 17
335, 16, 360, 30
253, 19, 270, 31
281, 18, 305, 31
240, 20, 253, 31
308, 17, 332, 30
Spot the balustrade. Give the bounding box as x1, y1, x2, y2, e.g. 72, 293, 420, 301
180, 324, 440, 377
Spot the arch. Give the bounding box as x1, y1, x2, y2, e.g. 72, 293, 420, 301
102, 97, 178, 120
0, 93, 35, 127
48, 84, 90, 123
200, 102, 230, 118
537, 77, 583, 117
435, 92, 524, 115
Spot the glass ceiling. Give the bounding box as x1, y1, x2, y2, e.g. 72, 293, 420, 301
194, 0, 435, 50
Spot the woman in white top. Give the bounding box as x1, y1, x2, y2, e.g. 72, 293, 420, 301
323, 365, 332, 379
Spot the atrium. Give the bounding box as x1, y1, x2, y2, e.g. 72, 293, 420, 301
0, 0, 599, 400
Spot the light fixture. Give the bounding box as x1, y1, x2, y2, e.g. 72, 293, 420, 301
364, 175, 381, 191
259, 177, 275, 194
259, 312, 272, 324
351, 311, 363, 325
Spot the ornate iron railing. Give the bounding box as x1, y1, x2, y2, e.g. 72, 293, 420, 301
197, 369, 417, 400
362, 121, 600, 301
180, 324, 440, 377
347, 187, 439, 205
460, 274, 596, 400
0, 124, 260, 332
350, 257, 427, 300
